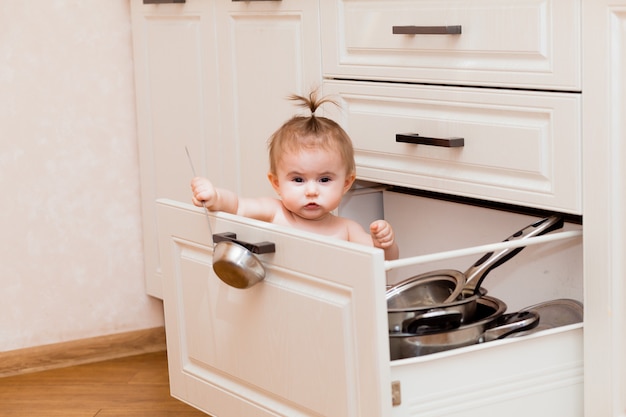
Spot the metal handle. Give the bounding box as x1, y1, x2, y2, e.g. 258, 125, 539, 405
396, 133, 464, 148
402, 310, 463, 335
213, 232, 276, 255
482, 311, 540, 342
143, 0, 185, 3
392, 25, 461, 35
462, 215, 565, 295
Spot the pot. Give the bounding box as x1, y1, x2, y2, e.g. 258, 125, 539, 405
386, 215, 563, 331
389, 296, 539, 359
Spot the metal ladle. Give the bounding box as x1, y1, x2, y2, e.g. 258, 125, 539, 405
185, 147, 274, 289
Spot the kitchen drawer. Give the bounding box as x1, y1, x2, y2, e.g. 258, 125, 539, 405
323, 80, 582, 214
157, 199, 583, 417
320, 0, 581, 91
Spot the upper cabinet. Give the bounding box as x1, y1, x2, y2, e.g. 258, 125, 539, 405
320, 0, 581, 91
130, 0, 322, 297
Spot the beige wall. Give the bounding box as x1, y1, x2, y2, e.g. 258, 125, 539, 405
0, 1, 164, 351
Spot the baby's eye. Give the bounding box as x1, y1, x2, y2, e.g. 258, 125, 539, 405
292, 177, 304, 183
319, 177, 332, 183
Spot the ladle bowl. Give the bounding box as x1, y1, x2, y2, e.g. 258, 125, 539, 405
212, 240, 266, 289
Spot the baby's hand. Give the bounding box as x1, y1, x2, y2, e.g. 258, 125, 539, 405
191, 177, 217, 208
370, 220, 399, 260
369, 220, 395, 249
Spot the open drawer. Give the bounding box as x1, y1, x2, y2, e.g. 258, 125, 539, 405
157, 199, 583, 417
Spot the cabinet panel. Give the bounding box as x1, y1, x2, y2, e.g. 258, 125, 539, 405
131, 0, 220, 297
581, 2, 626, 415
157, 200, 391, 417
390, 327, 583, 417
215, 1, 322, 199
323, 80, 582, 214
321, 0, 581, 90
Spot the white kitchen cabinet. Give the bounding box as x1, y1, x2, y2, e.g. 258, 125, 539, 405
130, 0, 321, 297
131, 0, 626, 415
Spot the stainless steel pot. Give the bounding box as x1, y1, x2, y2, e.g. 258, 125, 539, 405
388, 296, 539, 359
386, 215, 563, 332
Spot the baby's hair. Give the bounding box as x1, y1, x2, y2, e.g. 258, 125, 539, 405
268, 90, 356, 176
288, 90, 337, 117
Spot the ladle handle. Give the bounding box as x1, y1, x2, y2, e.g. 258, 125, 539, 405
463, 215, 564, 295
213, 232, 276, 255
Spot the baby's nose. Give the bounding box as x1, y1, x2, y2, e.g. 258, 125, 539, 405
305, 181, 319, 195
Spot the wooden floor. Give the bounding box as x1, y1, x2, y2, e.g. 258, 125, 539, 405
0, 351, 208, 417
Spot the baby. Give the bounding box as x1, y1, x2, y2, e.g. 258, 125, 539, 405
191, 91, 399, 260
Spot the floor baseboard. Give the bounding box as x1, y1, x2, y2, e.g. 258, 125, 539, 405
0, 326, 166, 378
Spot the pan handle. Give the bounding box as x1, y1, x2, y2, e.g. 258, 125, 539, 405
462, 215, 564, 295
213, 232, 276, 254
481, 311, 540, 342
402, 309, 463, 335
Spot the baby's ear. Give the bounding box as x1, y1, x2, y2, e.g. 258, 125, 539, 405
343, 173, 356, 193
267, 172, 280, 194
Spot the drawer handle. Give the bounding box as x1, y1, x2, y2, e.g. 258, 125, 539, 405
143, 0, 185, 3
396, 133, 464, 148
213, 232, 276, 255
392, 25, 462, 35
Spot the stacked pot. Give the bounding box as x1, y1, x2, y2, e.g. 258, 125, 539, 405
387, 216, 564, 360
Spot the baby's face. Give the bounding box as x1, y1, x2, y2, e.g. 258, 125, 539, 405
269, 148, 354, 221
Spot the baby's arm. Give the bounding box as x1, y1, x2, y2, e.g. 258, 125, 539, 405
370, 220, 399, 261
191, 177, 239, 213
191, 177, 280, 222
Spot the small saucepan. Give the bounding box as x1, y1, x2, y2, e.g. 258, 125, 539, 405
389, 296, 540, 359
211, 232, 276, 289
387, 215, 564, 332
186, 146, 275, 289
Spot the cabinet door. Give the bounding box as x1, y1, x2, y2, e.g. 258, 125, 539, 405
131, 0, 220, 298
131, 0, 322, 297
214, 0, 323, 199
157, 199, 391, 417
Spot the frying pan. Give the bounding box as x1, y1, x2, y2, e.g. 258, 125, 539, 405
508, 298, 583, 337
387, 215, 564, 331
389, 295, 540, 359
185, 147, 275, 289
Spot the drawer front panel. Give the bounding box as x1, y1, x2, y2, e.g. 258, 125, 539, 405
157, 201, 392, 417
323, 81, 582, 213
321, 0, 581, 90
